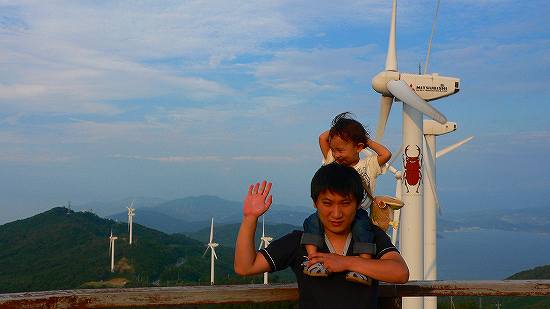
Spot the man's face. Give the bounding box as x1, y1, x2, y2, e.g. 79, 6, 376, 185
314, 190, 358, 236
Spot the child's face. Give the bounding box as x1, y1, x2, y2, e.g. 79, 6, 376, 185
314, 190, 358, 236
329, 135, 363, 166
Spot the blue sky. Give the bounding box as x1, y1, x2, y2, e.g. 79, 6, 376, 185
0, 0, 549, 223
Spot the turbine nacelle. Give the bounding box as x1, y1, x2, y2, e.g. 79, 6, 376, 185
401, 73, 460, 101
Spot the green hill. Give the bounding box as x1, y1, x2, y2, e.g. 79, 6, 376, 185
438, 264, 550, 308
507, 264, 550, 280
0, 207, 270, 293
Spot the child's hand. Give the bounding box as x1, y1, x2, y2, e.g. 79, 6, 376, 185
373, 196, 383, 208
243, 180, 273, 219
308, 252, 350, 273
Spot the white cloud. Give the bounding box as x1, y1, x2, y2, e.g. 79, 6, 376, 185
111, 154, 300, 163
253, 46, 381, 91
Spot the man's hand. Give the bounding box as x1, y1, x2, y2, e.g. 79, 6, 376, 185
235, 180, 273, 276
307, 252, 351, 273
243, 180, 273, 219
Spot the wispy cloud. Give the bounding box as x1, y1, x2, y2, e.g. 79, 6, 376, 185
111, 154, 300, 163
0, 152, 73, 163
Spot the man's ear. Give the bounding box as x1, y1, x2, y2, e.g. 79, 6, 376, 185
356, 143, 365, 151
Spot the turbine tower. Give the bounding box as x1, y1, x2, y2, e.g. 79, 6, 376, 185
371, 1, 460, 308
258, 216, 273, 284
203, 218, 219, 285
127, 200, 135, 245
423, 126, 473, 309
108, 230, 118, 273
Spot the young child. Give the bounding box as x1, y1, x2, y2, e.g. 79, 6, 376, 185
301, 112, 392, 285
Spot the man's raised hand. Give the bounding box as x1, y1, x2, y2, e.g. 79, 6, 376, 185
243, 180, 273, 219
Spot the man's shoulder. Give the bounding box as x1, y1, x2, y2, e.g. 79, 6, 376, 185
370, 226, 399, 258
266, 230, 303, 251
278, 230, 303, 242
261, 230, 304, 272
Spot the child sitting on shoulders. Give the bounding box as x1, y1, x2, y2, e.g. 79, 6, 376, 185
301, 112, 394, 285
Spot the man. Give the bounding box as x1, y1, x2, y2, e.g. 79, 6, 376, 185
234, 163, 409, 308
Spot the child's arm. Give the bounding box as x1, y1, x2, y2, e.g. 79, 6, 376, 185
234, 181, 273, 276
308, 251, 409, 283
366, 139, 391, 166
319, 130, 331, 159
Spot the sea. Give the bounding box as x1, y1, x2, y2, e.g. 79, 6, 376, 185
437, 229, 550, 280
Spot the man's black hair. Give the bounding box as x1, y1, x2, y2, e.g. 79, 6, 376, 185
310, 163, 365, 206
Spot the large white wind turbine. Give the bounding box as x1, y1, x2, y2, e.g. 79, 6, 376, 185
258, 216, 273, 284
127, 200, 135, 245
371, 1, 460, 308
109, 230, 118, 273
203, 218, 219, 285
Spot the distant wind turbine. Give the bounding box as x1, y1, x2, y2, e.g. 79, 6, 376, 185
258, 216, 273, 284
203, 218, 219, 285
127, 200, 136, 245
109, 230, 118, 273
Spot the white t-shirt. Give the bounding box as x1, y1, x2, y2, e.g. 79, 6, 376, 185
323, 149, 382, 209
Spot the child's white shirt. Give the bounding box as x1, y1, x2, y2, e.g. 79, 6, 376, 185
323, 150, 382, 209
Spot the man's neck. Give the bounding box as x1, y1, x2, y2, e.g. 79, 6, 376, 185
324, 230, 351, 255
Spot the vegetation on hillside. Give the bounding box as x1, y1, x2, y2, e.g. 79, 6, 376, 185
0, 207, 281, 293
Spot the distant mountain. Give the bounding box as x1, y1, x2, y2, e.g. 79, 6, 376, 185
109, 195, 311, 233
0, 207, 271, 293
75, 197, 167, 217
186, 222, 300, 247
439, 206, 550, 234
108, 209, 198, 234
101, 195, 550, 236
152, 195, 310, 226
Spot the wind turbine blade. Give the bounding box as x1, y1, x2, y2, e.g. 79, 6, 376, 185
130, 198, 135, 208
389, 145, 403, 167
424, 136, 441, 213
109, 240, 112, 256
424, 0, 441, 74
386, 164, 399, 176
387, 80, 447, 124
436, 136, 474, 158
383, 145, 402, 175
375, 95, 394, 142
258, 240, 263, 251
209, 218, 214, 243
212, 248, 218, 260
385, 0, 398, 71
203, 246, 209, 257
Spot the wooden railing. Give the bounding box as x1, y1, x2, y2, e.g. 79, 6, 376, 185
1, 280, 549, 309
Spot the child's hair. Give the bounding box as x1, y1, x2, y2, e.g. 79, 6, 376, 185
329, 112, 369, 145
310, 163, 365, 206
